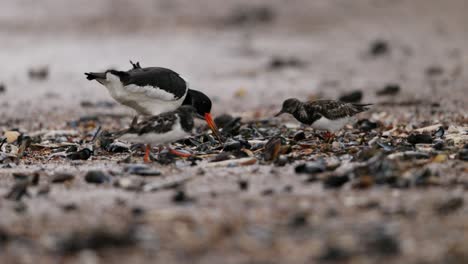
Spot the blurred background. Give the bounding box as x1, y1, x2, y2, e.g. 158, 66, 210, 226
0, 0, 467, 121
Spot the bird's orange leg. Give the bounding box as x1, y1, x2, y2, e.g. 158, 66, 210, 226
167, 147, 192, 158
323, 132, 335, 143
143, 144, 152, 163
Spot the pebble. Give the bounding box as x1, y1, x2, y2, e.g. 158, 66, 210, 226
323, 175, 349, 188
263, 136, 282, 161
172, 190, 195, 204
355, 119, 378, 132
295, 162, 325, 174
238, 180, 249, 191
433, 140, 445, 150
4, 131, 21, 144
67, 148, 92, 160
51, 173, 75, 183
458, 149, 468, 161
4, 180, 30, 201
84, 170, 111, 184
376, 84, 400, 96
339, 90, 363, 103
0, 83, 5, 93
124, 164, 161, 176
407, 133, 433, 145
292, 131, 306, 141
434, 197, 464, 215
363, 226, 400, 256
369, 39, 389, 56
114, 178, 143, 191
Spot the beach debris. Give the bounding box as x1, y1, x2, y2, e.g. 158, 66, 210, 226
28, 66, 49, 80
84, 170, 111, 184
51, 172, 75, 183
339, 90, 363, 103
369, 39, 389, 57
376, 84, 400, 96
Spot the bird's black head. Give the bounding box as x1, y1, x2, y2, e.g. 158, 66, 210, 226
183, 89, 222, 142
184, 89, 212, 118
275, 98, 302, 117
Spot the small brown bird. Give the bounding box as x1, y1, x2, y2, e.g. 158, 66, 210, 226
275, 98, 371, 140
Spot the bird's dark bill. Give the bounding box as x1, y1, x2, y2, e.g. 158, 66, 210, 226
204, 113, 223, 142
274, 110, 284, 117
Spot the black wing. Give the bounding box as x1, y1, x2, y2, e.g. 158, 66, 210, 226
306, 100, 371, 120
121, 67, 188, 100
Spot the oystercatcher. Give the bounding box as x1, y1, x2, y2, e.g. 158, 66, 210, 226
85, 61, 221, 141
115, 105, 196, 163
275, 99, 371, 141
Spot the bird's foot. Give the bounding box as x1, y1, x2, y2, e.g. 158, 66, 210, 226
323, 132, 335, 143
143, 144, 152, 163
167, 147, 192, 158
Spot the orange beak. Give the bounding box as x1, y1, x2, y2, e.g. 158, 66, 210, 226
204, 113, 223, 142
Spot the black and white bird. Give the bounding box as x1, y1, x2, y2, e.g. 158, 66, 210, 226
85, 61, 221, 141
275, 98, 371, 141
115, 105, 196, 163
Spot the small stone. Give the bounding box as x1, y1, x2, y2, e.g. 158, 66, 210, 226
51, 173, 75, 183
293, 131, 306, 141
114, 178, 143, 191
275, 155, 288, 166
223, 139, 250, 152
124, 164, 161, 177
376, 84, 400, 96
434, 126, 445, 138
355, 119, 378, 132
261, 189, 274, 196
84, 170, 110, 184
458, 149, 468, 161
318, 245, 351, 262
214, 114, 234, 129
288, 212, 308, 228
339, 90, 363, 103
0, 83, 6, 93
107, 142, 130, 153
363, 226, 400, 256
4, 131, 21, 144
369, 40, 389, 56
323, 175, 349, 189
4, 181, 30, 201
67, 148, 92, 160
432, 154, 448, 163
28, 66, 49, 80
238, 180, 249, 191
263, 136, 282, 162
172, 190, 195, 204
433, 140, 444, 150
62, 203, 79, 212
407, 133, 433, 145
435, 197, 464, 215
295, 162, 325, 174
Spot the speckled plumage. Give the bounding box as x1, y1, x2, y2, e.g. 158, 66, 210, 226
276, 99, 371, 132
116, 106, 195, 145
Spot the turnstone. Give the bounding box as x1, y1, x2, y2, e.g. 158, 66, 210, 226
85, 61, 221, 140
275, 98, 371, 140
115, 105, 196, 163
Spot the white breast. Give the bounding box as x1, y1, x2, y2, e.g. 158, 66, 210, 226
311, 116, 350, 132
103, 72, 187, 115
